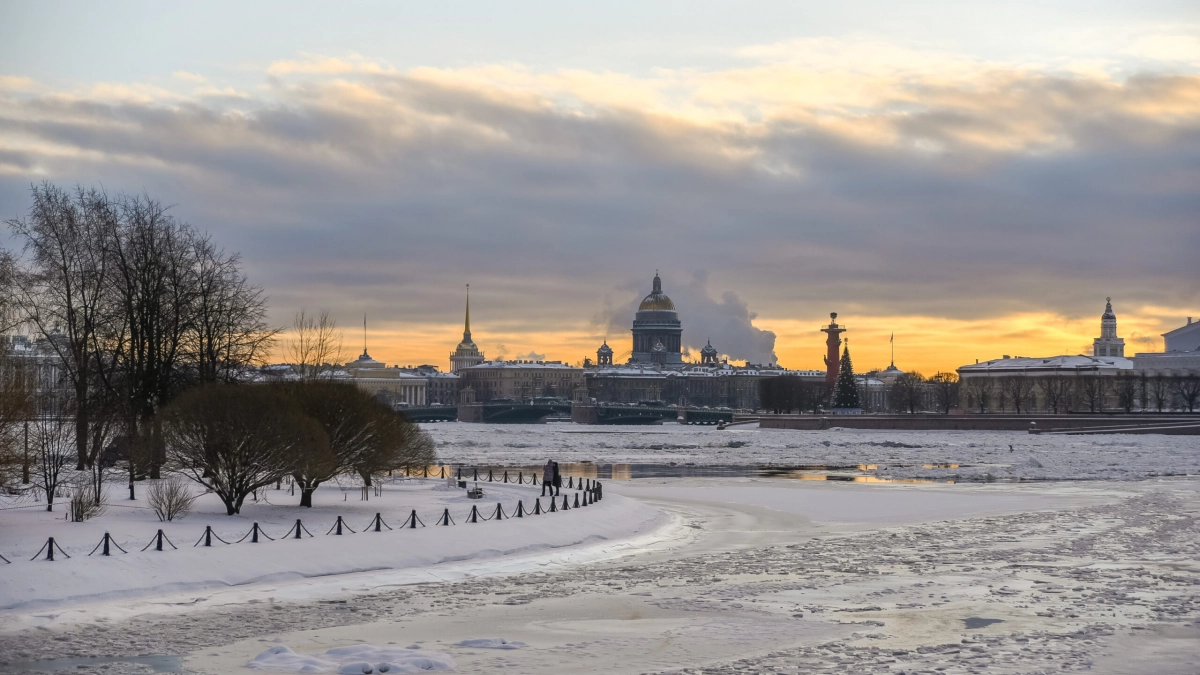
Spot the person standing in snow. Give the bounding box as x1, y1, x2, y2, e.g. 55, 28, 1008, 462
552, 460, 562, 496
542, 459, 554, 496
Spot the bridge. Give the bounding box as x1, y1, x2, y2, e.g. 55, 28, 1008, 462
399, 402, 735, 425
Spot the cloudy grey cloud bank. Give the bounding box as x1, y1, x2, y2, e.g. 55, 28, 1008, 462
1, 51, 1198, 357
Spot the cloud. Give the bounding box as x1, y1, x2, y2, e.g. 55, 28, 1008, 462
0, 48, 1198, 373
594, 271, 778, 366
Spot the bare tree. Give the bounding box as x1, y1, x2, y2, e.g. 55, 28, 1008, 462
1148, 374, 1172, 412
161, 384, 324, 515
929, 372, 959, 413
189, 238, 278, 383
962, 377, 994, 413
356, 405, 435, 486
0, 342, 37, 488
282, 381, 436, 502
31, 392, 74, 512
146, 476, 196, 521
1074, 376, 1109, 413
1113, 371, 1139, 413
289, 309, 345, 380
999, 376, 1035, 414
889, 372, 927, 413
1036, 376, 1072, 414
7, 184, 118, 470
1173, 375, 1200, 413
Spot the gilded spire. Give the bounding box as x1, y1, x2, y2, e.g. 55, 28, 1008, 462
464, 284, 472, 340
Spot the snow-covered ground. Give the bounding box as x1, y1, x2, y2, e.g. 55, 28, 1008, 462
0, 424, 1197, 674
0, 475, 661, 620
425, 422, 1200, 482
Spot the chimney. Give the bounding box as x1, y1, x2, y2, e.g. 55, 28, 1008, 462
1189, 317, 1193, 325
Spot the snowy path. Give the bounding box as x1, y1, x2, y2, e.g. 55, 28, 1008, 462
1, 476, 1197, 674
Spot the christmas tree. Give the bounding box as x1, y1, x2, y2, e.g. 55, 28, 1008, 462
832, 341, 860, 409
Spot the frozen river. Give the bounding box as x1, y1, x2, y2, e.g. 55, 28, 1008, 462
0, 424, 1196, 674
426, 422, 1200, 482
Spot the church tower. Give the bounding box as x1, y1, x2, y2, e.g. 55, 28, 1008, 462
450, 285, 485, 372
1092, 297, 1125, 358
596, 340, 614, 366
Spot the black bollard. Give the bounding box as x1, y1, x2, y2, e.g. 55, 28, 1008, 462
518, 471, 524, 484
549, 496, 558, 512
467, 505, 481, 523
202, 526, 214, 546
574, 493, 581, 508
436, 508, 454, 526
532, 474, 539, 486
440, 466, 446, 479
503, 470, 509, 483
534, 498, 543, 515
568, 476, 574, 489
473, 468, 479, 481
368, 512, 390, 532
102, 532, 111, 556
492, 503, 506, 520
457, 466, 462, 481
251, 523, 260, 543
294, 519, 304, 539
487, 469, 494, 482
562, 495, 570, 510
514, 500, 525, 518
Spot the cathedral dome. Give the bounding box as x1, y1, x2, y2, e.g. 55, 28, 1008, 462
597, 341, 613, 355
638, 272, 676, 311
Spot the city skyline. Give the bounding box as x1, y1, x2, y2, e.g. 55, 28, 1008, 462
2, 2, 1197, 375
329, 282, 1180, 376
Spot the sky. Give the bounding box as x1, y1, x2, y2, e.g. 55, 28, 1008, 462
2, 1, 1199, 374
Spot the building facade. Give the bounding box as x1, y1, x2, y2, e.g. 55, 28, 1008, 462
457, 360, 584, 402
338, 350, 428, 405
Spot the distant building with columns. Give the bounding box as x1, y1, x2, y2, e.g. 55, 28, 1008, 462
338, 350, 428, 406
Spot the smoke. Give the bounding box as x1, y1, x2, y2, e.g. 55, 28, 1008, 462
492, 344, 547, 362
595, 271, 778, 365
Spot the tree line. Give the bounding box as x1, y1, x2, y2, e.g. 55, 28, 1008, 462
0, 183, 434, 513
963, 372, 1200, 414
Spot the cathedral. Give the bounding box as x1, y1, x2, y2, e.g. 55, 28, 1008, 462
629, 272, 684, 365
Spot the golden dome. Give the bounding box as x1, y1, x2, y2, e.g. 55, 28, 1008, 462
638, 272, 675, 311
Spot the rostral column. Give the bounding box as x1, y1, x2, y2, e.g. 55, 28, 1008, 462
821, 312, 846, 388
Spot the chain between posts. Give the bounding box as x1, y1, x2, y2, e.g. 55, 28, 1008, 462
8, 468, 603, 561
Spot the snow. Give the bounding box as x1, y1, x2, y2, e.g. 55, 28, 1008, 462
454, 637, 526, 649
1, 423, 1197, 674
0, 475, 663, 614
424, 422, 1200, 482
247, 644, 455, 673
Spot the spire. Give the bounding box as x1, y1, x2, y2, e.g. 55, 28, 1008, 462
463, 284, 472, 340
652, 271, 662, 294
363, 313, 368, 357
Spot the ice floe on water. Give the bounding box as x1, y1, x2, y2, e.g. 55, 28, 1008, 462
247, 644, 455, 673
425, 423, 1200, 482
454, 637, 527, 649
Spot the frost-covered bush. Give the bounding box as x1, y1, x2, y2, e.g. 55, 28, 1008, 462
69, 486, 106, 522
148, 476, 196, 521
